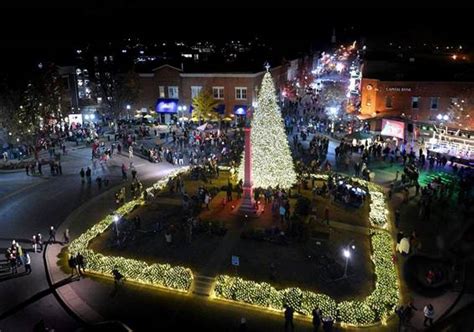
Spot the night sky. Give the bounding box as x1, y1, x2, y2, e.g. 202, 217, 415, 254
0, 6, 472, 75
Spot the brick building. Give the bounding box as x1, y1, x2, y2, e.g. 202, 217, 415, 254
136, 63, 287, 122
360, 57, 474, 131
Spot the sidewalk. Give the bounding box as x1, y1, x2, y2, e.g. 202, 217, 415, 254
0, 141, 88, 172
44, 161, 180, 324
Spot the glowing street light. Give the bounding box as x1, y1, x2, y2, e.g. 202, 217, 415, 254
337, 241, 356, 280
342, 248, 351, 279
113, 215, 120, 237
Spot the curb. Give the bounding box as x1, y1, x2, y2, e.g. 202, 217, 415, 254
44, 183, 125, 324
43, 165, 181, 325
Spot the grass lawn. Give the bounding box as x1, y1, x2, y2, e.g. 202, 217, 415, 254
88, 172, 375, 301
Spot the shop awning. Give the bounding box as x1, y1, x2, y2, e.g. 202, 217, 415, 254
155, 99, 179, 113
233, 105, 248, 116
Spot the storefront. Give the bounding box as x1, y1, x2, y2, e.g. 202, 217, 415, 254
155, 98, 179, 124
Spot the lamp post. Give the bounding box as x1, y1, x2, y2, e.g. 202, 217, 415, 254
342, 249, 350, 279
113, 215, 120, 237
338, 241, 355, 280
177, 106, 183, 125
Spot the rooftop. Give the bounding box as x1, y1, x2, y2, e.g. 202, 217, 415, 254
362, 52, 474, 82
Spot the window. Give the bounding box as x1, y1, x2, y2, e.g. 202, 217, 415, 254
168, 86, 179, 99
430, 97, 439, 110
385, 96, 393, 108
213, 87, 224, 99
235, 87, 247, 100
411, 96, 419, 109
191, 86, 202, 98
159, 86, 165, 98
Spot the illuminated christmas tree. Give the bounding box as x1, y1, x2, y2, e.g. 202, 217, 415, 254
239, 70, 297, 189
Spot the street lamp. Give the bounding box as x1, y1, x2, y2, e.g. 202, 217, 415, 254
342, 249, 351, 278
113, 215, 120, 237
337, 241, 355, 280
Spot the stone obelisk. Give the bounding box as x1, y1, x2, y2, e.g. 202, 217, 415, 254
238, 108, 256, 215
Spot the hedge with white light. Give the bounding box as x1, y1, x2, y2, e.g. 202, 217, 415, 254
68, 167, 193, 292
213, 174, 399, 326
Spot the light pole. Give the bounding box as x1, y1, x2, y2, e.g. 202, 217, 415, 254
338, 241, 355, 280
342, 249, 350, 279
113, 215, 120, 237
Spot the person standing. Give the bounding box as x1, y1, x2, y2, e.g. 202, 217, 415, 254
63, 228, 70, 244
121, 163, 127, 180
312, 308, 322, 331
17, 242, 24, 266
279, 205, 286, 223
25, 164, 30, 176
68, 254, 79, 277
86, 167, 92, 184
204, 193, 211, 210
226, 182, 233, 202
49, 226, 56, 243
284, 305, 294, 332
24, 253, 32, 274
76, 253, 85, 276
239, 317, 247, 332
324, 207, 330, 226
80, 168, 85, 184
36, 233, 43, 252
37, 161, 42, 175
423, 304, 435, 327
128, 145, 133, 159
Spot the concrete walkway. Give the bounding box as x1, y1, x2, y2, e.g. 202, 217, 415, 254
43, 158, 181, 325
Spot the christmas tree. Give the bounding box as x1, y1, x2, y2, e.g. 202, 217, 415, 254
239, 71, 297, 189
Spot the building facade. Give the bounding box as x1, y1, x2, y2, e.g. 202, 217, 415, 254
360, 78, 474, 131
136, 64, 287, 121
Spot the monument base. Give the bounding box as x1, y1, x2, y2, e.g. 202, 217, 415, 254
232, 198, 263, 218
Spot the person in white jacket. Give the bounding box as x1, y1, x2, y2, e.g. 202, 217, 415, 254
423, 304, 435, 327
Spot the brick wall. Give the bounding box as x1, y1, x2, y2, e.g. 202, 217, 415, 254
361, 78, 474, 130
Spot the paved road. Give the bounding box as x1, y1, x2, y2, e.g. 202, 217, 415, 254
0, 143, 168, 331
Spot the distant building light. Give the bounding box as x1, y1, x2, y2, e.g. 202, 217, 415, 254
140, 50, 144, 54
76, 49, 82, 54
126, 104, 131, 110
122, 49, 127, 53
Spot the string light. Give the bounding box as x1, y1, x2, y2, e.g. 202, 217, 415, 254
69, 167, 193, 292
214, 174, 399, 325
238, 72, 297, 189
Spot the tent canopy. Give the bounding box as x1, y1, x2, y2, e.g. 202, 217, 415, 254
197, 123, 208, 131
